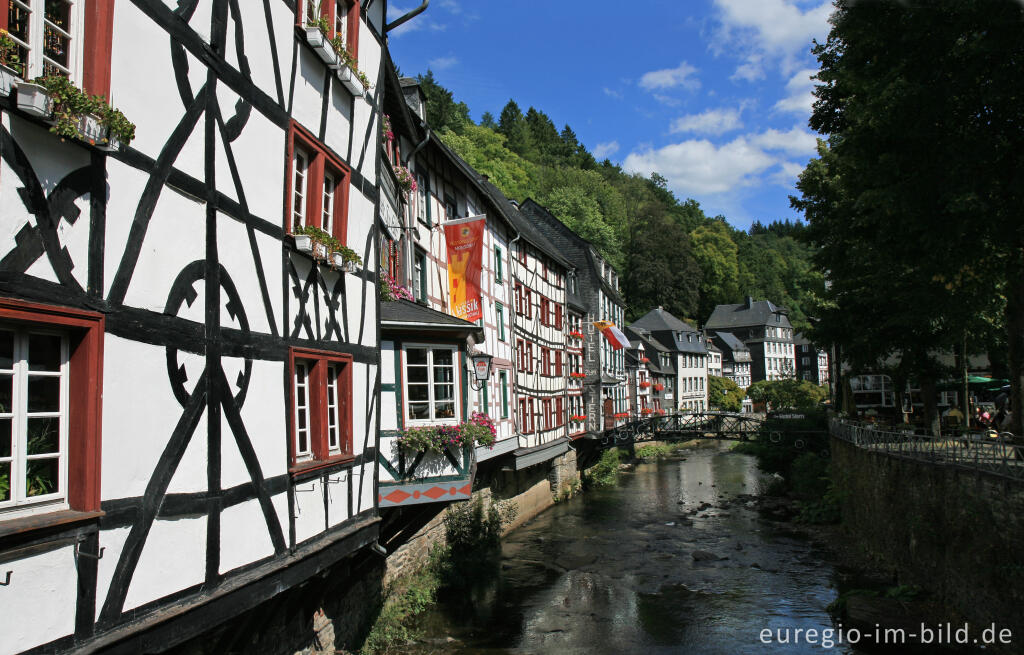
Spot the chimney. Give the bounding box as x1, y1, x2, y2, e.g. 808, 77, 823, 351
745, 296, 753, 309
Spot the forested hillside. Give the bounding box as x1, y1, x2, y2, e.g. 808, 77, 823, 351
416, 72, 823, 331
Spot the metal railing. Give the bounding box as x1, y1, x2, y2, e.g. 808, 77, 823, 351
830, 418, 1024, 482
601, 411, 765, 446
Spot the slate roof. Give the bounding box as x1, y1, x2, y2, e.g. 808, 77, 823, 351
712, 331, 749, 353
630, 307, 697, 334
705, 298, 792, 330
380, 300, 481, 335
624, 327, 669, 375
519, 199, 626, 306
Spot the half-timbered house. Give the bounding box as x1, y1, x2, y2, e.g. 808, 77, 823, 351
0, 0, 385, 651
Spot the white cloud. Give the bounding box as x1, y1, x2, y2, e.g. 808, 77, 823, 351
713, 0, 832, 75
774, 68, 817, 115
603, 87, 623, 99
671, 108, 743, 136
428, 56, 458, 71
639, 61, 701, 91
770, 161, 807, 186
652, 94, 683, 107
592, 141, 620, 159
623, 137, 776, 195
622, 126, 817, 196
749, 127, 817, 156
732, 54, 765, 82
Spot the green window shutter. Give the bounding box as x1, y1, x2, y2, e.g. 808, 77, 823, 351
501, 371, 509, 419
496, 303, 505, 341
482, 382, 489, 415
495, 246, 503, 282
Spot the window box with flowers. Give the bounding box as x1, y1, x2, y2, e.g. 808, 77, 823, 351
613, 412, 629, 419
0, 29, 23, 97
641, 408, 654, 415
293, 225, 363, 272
653, 383, 665, 391
569, 372, 586, 379
639, 381, 651, 389
393, 164, 417, 195
379, 269, 414, 302
304, 7, 371, 97
570, 414, 587, 422
14, 76, 135, 151
568, 330, 584, 340
395, 413, 496, 455
336, 50, 370, 97
656, 409, 667, 415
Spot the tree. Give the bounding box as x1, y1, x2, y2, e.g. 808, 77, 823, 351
791, 0, 1022, 433
691, 221, 741, 321
417, 70, 471, 134
708, 376, 744, 412
479, 111, 496, 129
747, 379, 827, 412
497, 100, 531, 156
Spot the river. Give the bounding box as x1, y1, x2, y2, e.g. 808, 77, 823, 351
410, 443, 856, 654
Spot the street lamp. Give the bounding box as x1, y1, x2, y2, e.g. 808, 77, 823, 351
470, 351, 493, 391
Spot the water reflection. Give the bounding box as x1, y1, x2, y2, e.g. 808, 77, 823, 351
413, 444, 853, 654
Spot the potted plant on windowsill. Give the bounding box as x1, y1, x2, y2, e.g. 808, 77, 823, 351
0, 30, 22, 97
335, 48, 369, 97
379, 269, 414, 302
18, 76, 135, 149
304, 14, 340, 69
393, 164, 417, 195
332, 244, 363, 272
395, 413, 497, 454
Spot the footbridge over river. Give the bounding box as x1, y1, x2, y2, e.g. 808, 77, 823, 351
598, 411, 825, 448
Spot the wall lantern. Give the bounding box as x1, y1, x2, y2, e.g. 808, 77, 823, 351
470, 352, 493, 390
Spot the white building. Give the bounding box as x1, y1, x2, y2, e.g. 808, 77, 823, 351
630, 308, 709, 413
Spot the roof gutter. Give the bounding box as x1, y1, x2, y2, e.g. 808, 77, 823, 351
385, 0, 429, 33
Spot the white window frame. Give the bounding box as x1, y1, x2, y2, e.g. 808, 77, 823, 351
403, 344, 461, 425
292, 149, 309, 230
326, 362, 342, 454
0, 327, 70, 516
6, 0, 85, 81
293, 360, 312, 459
322, 171, 336, 235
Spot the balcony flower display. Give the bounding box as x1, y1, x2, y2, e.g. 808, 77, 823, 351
379, 269, 414, 302
382, 113, 393, 144
393, 164, 417, 194
639, 381, 651, 388
641, 408, 654, 414
653, 383, 665, 391
568, 330, 584, 340
656, 409, 667, 415
570, 414, 587, 421
396, 412, 496, 453
613, 412, 629, 419
569, 372, 586, 379
641, 357, 650, 363
292, 225, 363, 271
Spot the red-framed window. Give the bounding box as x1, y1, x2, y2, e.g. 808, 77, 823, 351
542, 399, 552, 431
297, 0, 360, 58
541, 347, 550, 376
523, 288, 532, 319
518, 398, 535, 434
0, 298, 103, 520
286, 121, 351, 242
554, 304, 563, 330
0, 0, 114, 98
288, 347, 353, 473
554, 350, 563, 377
555, 397, 563, 427
539, 298, 549, 327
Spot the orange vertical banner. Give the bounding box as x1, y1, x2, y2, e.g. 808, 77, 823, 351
444, 215, 486, 322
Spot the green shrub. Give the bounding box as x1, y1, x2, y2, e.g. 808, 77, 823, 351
582, 448, 623, 489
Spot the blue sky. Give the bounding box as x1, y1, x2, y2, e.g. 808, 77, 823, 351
387, 0, 834, 231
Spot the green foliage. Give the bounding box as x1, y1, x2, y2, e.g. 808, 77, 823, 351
708, 375, 744, 412
359, 551, 442, 654
438, 125, 537, 202
0, 29, 23, 75
747, 378, 828, 411
634, 442, 688, 459
418, 70, 470, 133
437, 497, 516, 589
582, 448, 624, 489
0, 472, 8, 502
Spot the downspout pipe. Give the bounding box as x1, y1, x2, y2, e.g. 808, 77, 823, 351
508, 225, 523, 443
385, 1, 428, 33
405, 127, 431, 168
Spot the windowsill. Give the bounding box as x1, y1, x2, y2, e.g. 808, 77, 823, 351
289, 454, 355, 479
0, 509, 105, 541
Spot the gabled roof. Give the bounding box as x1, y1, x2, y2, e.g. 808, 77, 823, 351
380, 300, 483, 338
630, 307, 697, 334
705, 298, 792, 330
712, 331, 749, 353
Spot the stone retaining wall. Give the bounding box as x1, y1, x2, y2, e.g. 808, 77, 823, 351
831, 436, 1024, 645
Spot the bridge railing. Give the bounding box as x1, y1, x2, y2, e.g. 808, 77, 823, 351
829, 418, 1024, 482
